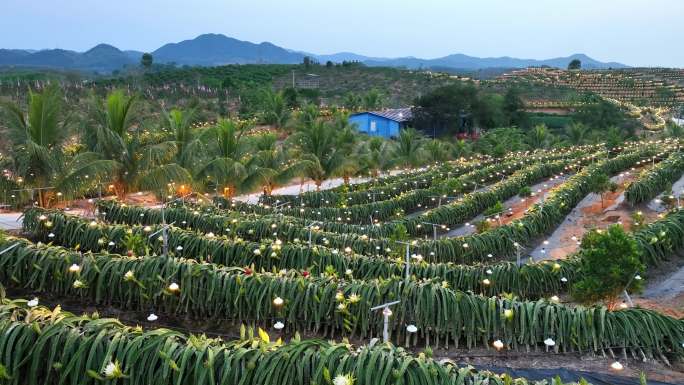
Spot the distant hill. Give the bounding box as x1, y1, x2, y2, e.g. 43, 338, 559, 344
363, 53, 627, 70
0, 45, 136, 73
0, 33, 629, 73
153, 33, 303, 66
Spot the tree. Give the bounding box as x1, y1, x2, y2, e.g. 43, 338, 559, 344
412, 83, 478, 135
665, 121, 684, 138
474, 127, 525, 156
473, 93, 505, 129
603, 126, 626, 149
195, 119, 254, 197
342, 92, 362, 112
588, 172, 617, 208
294, 103, 320, 130
503, 87, 527, 127
287, 120, 348, 190
568, 59, 581, 70
357, 136, 395, 178
575, 99, 626, 130
282, 87, 299, 109
141, 53, 153, 69
571, 225, 644, 308
84, 90, 190, 198
164, 108, 198, 169
248, 134, 312, 195
423, 139, 450, 162
362, 89, 383, 110
451, 139, 473, 159
261, 90, 291, 128
526, 123, 551, 149
565, 122, 588, 145
392, 128, 426, 168
1, 85, 114, 206
325, 60, 333, 68
303, 56, 313, 68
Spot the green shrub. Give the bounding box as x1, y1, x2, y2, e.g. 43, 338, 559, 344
571, 225, 644, 308
518, 186, 532, 197
483, 201, 504, 216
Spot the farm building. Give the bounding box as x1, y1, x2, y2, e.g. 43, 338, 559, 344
348, 108, 413, 138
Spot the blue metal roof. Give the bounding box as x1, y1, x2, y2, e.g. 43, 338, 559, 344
351, 108, 413, 122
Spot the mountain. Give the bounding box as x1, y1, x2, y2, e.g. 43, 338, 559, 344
364, 53, 626, 70
0, 45, 135, 72
153, 33, 303, 66
0, 33, 629, 73
311, 52, 384, 63
81, 44, 137, 72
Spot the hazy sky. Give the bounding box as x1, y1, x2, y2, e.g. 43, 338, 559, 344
3, 0, 683, 67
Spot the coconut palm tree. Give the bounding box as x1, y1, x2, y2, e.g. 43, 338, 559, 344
362, 89, 383, 110
451, 139, 473, 159
261, 90, 290, 129
249, 134, 313, 195
288, 120, 348, 190
664, 121, 684, 139
603, 126, 625, 149
342, 92, 362, 112
194, 118, 256, 197
392, 128, 426, 168
164, 107, 198, 169
84, 90, 191, 199
527, 124, 551, 149
424, 139, 450, 163
565, 122, 588, 145
1, 85, 115, 206
357, 136, 395, 178
294, 103, 320, 130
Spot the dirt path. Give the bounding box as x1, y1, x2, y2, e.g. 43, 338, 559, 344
443, 175, 567, 238
635, 251, 684, 318
634, 257, 684, 318
529, 170, 659, 261
234, 171, 405, 204
0, 213, 22, 230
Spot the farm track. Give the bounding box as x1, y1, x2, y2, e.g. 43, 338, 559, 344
234, 170, 405, 204
529, 167, 657, 262
444, 176, 568, 238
